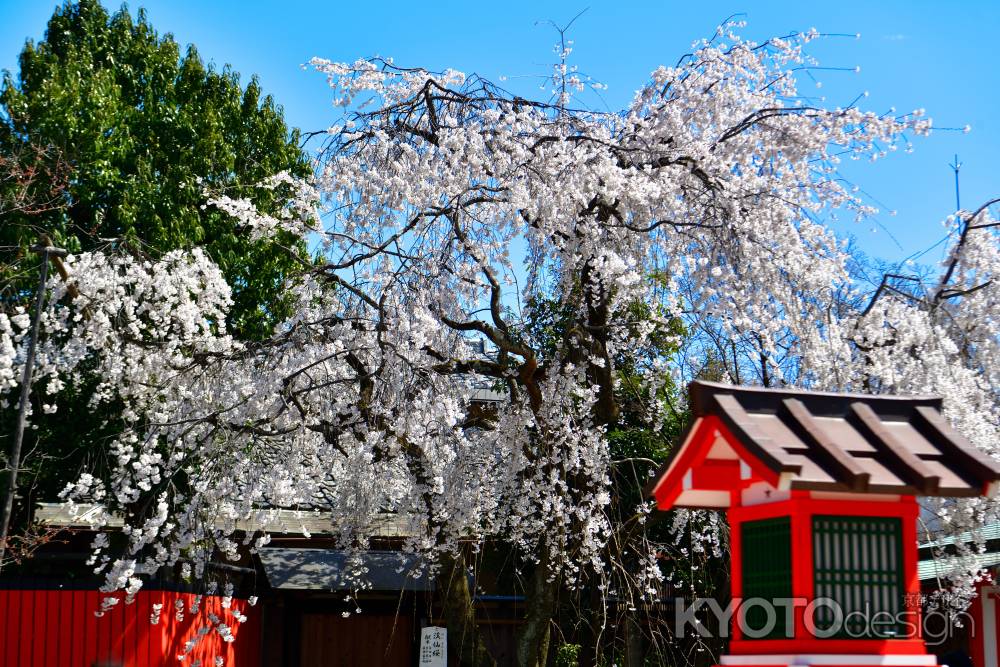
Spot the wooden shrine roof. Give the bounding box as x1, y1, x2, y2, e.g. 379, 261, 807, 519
647, 381, 1000, 508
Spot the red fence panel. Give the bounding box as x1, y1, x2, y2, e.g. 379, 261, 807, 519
0, 589, 261, 667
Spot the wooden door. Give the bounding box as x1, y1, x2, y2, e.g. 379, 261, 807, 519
300, 612, 413, 666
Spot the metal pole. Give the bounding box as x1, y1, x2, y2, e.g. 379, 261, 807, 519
0, 242, 64, 570
949, 154, 962, 211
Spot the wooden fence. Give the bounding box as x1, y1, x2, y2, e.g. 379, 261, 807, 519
0, 589, 260, 666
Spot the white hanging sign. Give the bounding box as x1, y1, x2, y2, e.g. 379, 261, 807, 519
419, 625, 447, 666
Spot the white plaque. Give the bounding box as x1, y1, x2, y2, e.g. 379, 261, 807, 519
419, 625, 447, 666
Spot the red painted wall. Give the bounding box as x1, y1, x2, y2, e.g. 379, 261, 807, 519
0, 589, 260, 667
969, 581, 989, 667
726, 493, 928, 657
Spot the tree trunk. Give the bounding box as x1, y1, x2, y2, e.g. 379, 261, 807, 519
578, 583, 604, 667
624, 612, 645, 667
437, 551, 497, 667
516, 546, 559, 667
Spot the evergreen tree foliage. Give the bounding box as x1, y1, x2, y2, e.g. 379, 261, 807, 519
0, 0, 310, 519
1, 0, 311, 339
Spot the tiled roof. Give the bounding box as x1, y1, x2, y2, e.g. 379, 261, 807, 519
34, 503, 418, 538
918, 552, 1000, 582
917, 522, 1000, 581
650, 381, 1000, 500
259, 548, 434, 591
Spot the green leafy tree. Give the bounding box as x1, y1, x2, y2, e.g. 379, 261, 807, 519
0, 0, 310, 527
1, 0, 310, 339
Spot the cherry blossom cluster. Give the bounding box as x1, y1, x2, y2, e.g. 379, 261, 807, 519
1, 26, 992, 622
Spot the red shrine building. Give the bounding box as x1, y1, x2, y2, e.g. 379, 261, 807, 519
648, 381, 1000, 667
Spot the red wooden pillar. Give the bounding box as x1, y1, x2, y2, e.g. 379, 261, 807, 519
790, 496, 815, 643
729, 507, 744, 643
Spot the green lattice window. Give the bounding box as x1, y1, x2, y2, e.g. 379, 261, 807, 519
741, 516, 793, 639
812, 515, 904, 639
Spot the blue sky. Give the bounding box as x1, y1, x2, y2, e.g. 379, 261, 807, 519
1, 0, 998, 267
